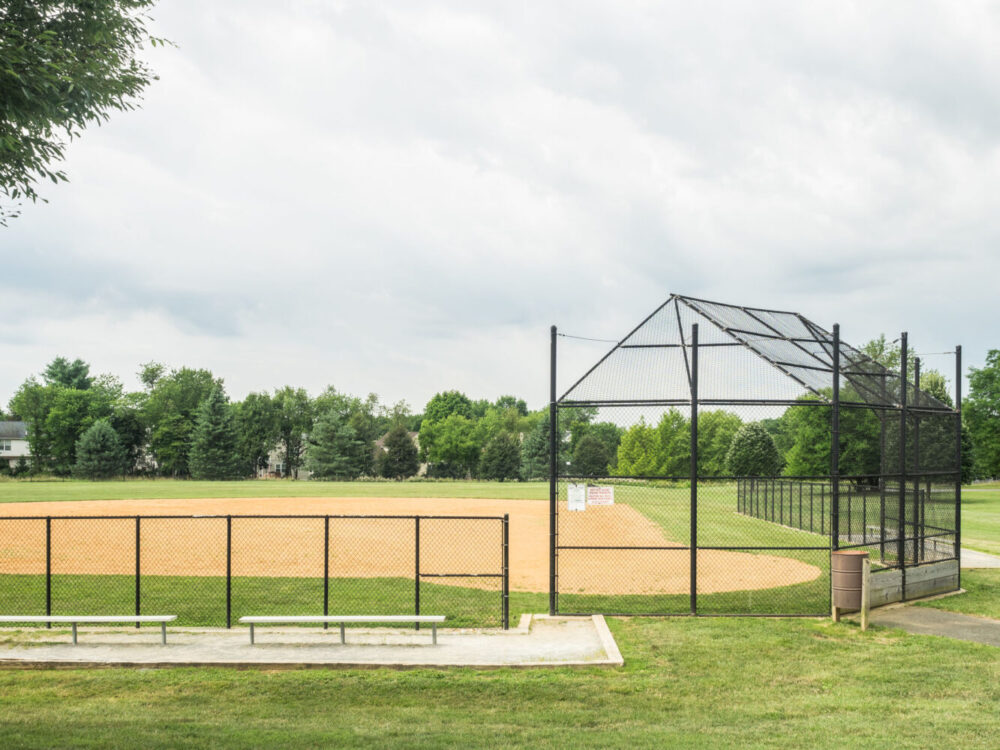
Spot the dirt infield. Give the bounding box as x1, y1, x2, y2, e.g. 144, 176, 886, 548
0, 497, 821, 595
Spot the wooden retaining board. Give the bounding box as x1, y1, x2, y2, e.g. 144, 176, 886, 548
869, 559, 959, 607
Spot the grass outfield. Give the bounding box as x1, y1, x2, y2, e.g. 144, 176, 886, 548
0, 478, 549, 503
1, 617, 998, 748
961, 489, 1000, 556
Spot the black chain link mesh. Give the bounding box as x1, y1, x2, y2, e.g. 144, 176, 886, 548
0, 515, 507, 629
554, 294, 961, 616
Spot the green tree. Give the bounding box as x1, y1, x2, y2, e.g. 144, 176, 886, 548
572, 433, 612, 476
272, 386, 313, 479
965, 350, 1000, 479
479, 431, 521, 481
653, 409, 690, 476
961, 423, 976, 483
697, 411, 743, 475
520, 418, 552, 480
377, 425, 420, 480
0, 1, 167, 224
305, 409, 366, 480
109, 392, 147, 474
613, 419, 659, 476
44, 387, 113, 474
420, 413, 480, 478
42, 357, 93, 390
494, 395, 528, 416
233, 392, 278, 476
143, 367, 220, 476
725, 423, 781, 476
188, 385, 241, 480
8, 378, 58, 469
73, 419, 126, 479
423, 391, 474, 423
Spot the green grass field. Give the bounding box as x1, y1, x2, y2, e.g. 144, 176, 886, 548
0, 478, 549, 503
961, 489, 1000, 556
918, 569, 1000, 620
0, 479, 997, 746
2, 477, 988, 619
1, 616, 998, 748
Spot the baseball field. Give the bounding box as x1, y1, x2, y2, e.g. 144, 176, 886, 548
0, 480, 998, 748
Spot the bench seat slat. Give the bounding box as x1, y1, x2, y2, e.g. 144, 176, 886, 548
239, 615, 444, 624
0, 615, 176, 623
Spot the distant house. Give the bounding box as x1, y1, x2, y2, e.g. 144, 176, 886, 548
0, 421, 30, 469
257, 443, 312, 480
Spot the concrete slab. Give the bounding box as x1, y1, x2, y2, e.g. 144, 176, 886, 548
961, 548, 1000, 569
870, 606, 1000, 648
0, 615, 623, 670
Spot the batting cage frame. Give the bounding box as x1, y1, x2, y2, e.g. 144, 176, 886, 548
548, 294, 961, 617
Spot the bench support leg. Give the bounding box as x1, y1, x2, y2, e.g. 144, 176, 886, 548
249, 624, 254, 646
161, 622, 167, 645
340, 623, 345, 644
72, 622, 77, 645
432, 624, 437, 645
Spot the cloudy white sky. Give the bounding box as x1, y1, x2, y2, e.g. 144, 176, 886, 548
3, 1, 998, 412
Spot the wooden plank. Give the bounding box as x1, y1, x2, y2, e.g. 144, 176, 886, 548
904, 560, 959, 584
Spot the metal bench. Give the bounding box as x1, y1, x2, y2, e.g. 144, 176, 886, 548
0, 615, 177, 644
238, 615, 446, 645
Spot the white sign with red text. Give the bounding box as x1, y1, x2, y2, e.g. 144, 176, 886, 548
586, 485, 614, 506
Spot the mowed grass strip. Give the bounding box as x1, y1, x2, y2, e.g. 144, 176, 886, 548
961, 489, 1000, 556
917, 569, 1000, 620
0, 478, 549, 504
0, 617, 998, 748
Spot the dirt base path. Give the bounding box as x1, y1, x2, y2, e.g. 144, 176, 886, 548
0, 497, 821, 595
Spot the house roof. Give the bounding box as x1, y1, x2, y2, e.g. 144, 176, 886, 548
0, 421, 27, 439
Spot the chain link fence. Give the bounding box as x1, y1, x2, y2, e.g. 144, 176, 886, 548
0, 515, 509, 629
550, 295, 961, 616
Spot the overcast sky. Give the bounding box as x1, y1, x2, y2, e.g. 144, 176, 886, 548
3, 1, 998, 413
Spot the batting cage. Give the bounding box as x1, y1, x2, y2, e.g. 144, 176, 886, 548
549, 294, 962, 616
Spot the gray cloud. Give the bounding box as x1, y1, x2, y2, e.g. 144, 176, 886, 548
2, 1, 998, 410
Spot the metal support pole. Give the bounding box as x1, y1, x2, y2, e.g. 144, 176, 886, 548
832, 323, 841, 551
956, 344, 962, 586
549, 324, 557, 616
690, 323, 699, 616
502, 514, 510, 630
914, 358, 921, 563
880, 369, 887, 563
821, 485, 825, 535
323, 516, 330, 629
899, 332, 908, 597
135, 516, 141, 628
415, 516, 421, 630
226, 515, 232, 629
45, 517, 52, 628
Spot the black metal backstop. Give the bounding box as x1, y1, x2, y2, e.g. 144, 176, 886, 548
549, 294, 961, 616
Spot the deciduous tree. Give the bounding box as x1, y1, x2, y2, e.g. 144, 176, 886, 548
1, 1, 167, 224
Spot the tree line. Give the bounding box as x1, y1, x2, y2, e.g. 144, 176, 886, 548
3, 334, 999, 481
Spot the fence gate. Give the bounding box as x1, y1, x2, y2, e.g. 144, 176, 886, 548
549, 294, 961, 616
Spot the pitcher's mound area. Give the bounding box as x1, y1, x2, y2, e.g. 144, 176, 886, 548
0, 497, 821, 595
